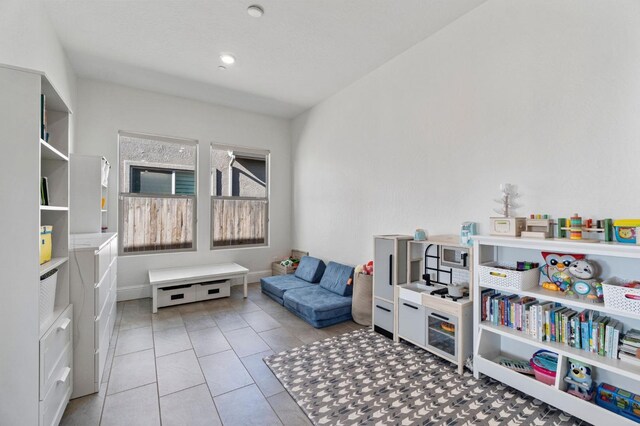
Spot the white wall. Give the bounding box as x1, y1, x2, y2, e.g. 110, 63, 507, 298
74, 79, 291, 298
291, 0, 640, 266
0, 0, 76, 123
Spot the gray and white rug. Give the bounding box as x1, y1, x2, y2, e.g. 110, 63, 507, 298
264, 328, 589, 425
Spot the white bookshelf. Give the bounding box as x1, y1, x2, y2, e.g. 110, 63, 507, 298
70, 154, 111, 233
1, 64, 74, 426
473, 235, 640, 426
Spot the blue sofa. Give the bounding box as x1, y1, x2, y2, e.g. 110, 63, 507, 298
261, 257, 354, 328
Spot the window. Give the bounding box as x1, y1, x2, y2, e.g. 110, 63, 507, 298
211, 145, 269, 248
119, 132, 197, 254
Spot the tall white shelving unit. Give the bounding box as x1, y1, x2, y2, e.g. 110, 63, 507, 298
0, 65, 72, 426
473, 235, 640, 426
70, 154, 111, 233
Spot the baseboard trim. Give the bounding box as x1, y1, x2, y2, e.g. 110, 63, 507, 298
117, 269, 272, 301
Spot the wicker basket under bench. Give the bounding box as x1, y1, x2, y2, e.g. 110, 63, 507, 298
272, 249, 309, 275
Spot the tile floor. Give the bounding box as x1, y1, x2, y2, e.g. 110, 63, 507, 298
61, 282, 364, 426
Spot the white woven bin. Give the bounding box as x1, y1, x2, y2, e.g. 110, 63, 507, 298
602, 277, 640, 315
39, 269, 58, 328
478, 262, 540, 291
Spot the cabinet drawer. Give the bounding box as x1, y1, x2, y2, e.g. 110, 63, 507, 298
373, 298, 394, 333
94, 293, 112, 348
158, 285, 196, 308
196, 280, 230, 301
40, 349, 72, 426
398, 298, 426, 346
95, 271, 110, 316
96, 328, 110, 386
96, 244, 110, 283
109, 236, 118, 266
110, 258, 117, 290
40, 307, 72, 398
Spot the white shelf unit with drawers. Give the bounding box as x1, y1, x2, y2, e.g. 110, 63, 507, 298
0, 65, 74, 426
473, 235, 640, 426
397, 235, 474, 374
69, 232, 118, 398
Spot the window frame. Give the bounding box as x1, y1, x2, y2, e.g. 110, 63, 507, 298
118, 131, 198, 256
210, 143, 270, 250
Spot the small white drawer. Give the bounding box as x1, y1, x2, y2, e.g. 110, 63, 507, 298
373, 298, 394, 333
94, 293, 112, 348
109, 236, 118, 266
158, 284, 196, 308
110, 259, 118, 290
96, 244, 110, 283
40, 349, 72, 426
196, 280, 230, 301
40, 306, 72, 399
95, 272, 110, 316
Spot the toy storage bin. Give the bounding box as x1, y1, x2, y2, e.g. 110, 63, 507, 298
271, 249, 308, 275
602, 277, 640, 315
39, 268, 58, 327
477, 262, 540, 291
530, 350, 558, 385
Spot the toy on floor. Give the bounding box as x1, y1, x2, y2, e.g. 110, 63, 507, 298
566, 259, 604, 303
596, 383, 640, 422
564, 359, 596, 400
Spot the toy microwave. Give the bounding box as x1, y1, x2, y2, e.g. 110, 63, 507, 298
613, 219, 640, 244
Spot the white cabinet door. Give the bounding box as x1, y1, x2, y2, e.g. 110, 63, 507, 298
374, 238, 394, 300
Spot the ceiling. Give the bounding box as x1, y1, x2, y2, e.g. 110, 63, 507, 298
42, 0, 486, 118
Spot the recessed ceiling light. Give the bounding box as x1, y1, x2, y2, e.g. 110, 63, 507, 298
220, 53, 236, 65
247, 5, 264, 18
218, 65, 227, 71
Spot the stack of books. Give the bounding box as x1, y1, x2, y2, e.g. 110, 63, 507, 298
480, 289, 623, 359
619, 330, 640, 366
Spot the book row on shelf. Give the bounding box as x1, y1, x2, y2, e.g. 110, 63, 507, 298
480, 288, 636, 362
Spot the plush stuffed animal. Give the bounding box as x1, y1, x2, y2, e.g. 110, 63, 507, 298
564, 359, 596, 400
566, 259, 603, 303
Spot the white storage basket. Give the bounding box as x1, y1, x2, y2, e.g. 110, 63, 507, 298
39, 269, 58, 327
602, 277, 640, 315
477, 262, 540, 291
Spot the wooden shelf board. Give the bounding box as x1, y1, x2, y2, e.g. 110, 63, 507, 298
478, 282, 640, 321
480, 322, 640, 380
474, 354, 636, 426
39, 257, 68, 275
40, 139, 69, 161
40, 205, 68, 211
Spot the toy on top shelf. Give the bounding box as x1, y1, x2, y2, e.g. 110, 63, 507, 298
460, 222, 477, 247
613, 219, 640, 244
521, 214, 553, 239
556, 215, 614, 243
490, 183, 527, 237
564, 359, 596, 401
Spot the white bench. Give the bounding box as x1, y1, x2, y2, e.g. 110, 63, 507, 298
148, 262, 249, 313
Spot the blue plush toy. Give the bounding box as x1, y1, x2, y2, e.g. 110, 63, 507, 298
564, 359, 596, 400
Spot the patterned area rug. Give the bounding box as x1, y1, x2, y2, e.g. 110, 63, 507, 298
264, 328, 589, 426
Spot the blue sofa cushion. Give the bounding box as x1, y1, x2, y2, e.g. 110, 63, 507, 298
261, 275, 314, 304
294, 256, 326, 283
319, 261, 354, 297
283, 286, 352, 322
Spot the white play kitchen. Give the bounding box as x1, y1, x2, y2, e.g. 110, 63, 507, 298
372, 234, 474, 375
